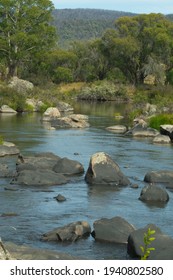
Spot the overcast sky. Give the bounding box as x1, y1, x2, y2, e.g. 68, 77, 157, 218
52, 0, 173, 15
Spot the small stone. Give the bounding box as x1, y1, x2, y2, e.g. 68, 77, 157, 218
54, 194, 66, 202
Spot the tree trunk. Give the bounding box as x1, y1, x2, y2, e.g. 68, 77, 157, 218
7, 63, 18, 79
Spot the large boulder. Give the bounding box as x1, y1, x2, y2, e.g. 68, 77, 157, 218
53, 157, 84, 175
8, 76, 34, 94
41, 221, 91, 242
92, 216, 135, 243
139, 184, 169, 203
16, 152, 61, 172
10, 169, 69, 186
144, 170, 173, 188
0, 105, 17, 114
127, 224, 173, 259
13, 152, 84, 186
85, 152, 130, 186
51, 114, 90, 129
160, 124, 173, 141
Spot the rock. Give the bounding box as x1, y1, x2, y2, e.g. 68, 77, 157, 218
127, 224, 173, 259
54, 194, 66, 202
42, 107, 61, 121
139, 184, 169, 203
133, 118, 147, 127
0, 144, 20, 157
85, 152, 130, 186
0, 213, 19, 217
106, 125, 127, 134
16, 152, 61, 172
144, 170, 173, 188
5, 242, 80, 260
0, 163, 10, 177
160, 124, 173, 141
0, 239, 14, 260
11, 169, 69, 186
153, 134, 171, 144
0, 105, 17, 114
26, 99, 45, 112
92, 216, 135, 243
51, 114, 90, 128
56, 101, 74, 113
53, 157, 84, 175
145, 103, 157, 116
144, 74, 156, 85
8, 76, 34, 94
132, 127, 159, 137
41, 221, 91, 242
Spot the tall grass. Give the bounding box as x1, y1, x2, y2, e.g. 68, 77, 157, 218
149, 114, 173, 130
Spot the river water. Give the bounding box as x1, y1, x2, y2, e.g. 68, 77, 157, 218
0, 101, 173, 259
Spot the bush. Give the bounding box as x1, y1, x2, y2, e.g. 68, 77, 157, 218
149, 114, 173, 130
53, 67, 73, 84
77, 80, 129, 101
0, 135, 4, 145
0, 86, 26, 112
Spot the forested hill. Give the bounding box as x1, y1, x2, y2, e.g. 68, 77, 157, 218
52, 9, 136, 47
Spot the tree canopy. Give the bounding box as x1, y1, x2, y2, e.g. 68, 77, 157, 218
0, 0, 56, 78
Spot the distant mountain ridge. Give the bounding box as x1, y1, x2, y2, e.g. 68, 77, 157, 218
52, 8, 173, 48
52, 8, 137, 47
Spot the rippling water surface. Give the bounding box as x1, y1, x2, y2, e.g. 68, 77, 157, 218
0, 101, 173, 259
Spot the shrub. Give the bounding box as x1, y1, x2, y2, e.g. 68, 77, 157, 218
0, 135, 4, 145
149, 114, 173, 130
77, 80, 129, 101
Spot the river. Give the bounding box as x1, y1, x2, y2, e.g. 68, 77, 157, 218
0, 101, 173, 259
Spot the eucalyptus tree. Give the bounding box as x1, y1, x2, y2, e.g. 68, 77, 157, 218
0, 0, 56, 78
100, 14, 173, 84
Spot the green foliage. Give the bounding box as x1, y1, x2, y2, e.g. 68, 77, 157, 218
149, 114, 173, 130
0, 135, 4, 145
52, 9, 136, 47
0, 86, 26, 111
0, 0, 57, 78
167, 68, 173, 85
77, 80, 129, 101
53, 67, 73, 84
140, 228, 156, 260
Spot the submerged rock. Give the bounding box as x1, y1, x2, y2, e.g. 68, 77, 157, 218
41, 221, 91, 242
106, 125, 127, 134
